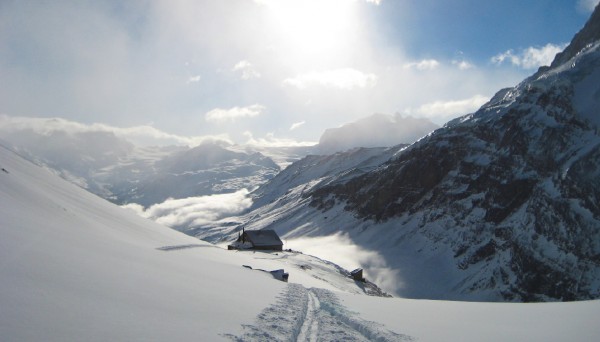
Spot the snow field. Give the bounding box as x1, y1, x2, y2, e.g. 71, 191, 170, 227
343, 293, 600, 342
0, 146, 283, 341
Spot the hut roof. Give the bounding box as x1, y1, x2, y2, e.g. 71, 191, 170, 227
244, 230, 283, 247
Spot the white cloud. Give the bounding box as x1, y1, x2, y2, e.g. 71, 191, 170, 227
123, 189, 253, 228
205, 104, 265, 123
187, 75, 201, 83
243, 131, 316, 147
285, 233, 400, 295
491, 43, 567, 69
403, 59, 440, 70
283, 68, 377, 89
232, 60, 261, 80
289, 121, 306, 131
452, 60, 474, 70
577, 0, 599, 12
491, 50, 519, 66
0, 114, 232, 147
412, 94, 489, 120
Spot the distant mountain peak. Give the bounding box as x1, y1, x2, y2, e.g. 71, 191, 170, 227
317, 113, 438, 154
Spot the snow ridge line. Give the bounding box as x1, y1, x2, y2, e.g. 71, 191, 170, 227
156, 244, 210, 251
225, 284, 413, 341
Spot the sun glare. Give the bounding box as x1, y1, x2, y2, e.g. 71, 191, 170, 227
260, 0, 360, 67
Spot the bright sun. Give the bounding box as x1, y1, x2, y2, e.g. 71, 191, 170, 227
259, 0, 360, 68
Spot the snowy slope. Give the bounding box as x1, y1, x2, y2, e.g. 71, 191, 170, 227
251, 146, 404, 209
1, 142, 600, 341
0, 144, 280, 340
0, 144, 374, 340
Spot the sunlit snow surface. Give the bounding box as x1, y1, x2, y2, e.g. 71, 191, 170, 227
1, 145, 599, 341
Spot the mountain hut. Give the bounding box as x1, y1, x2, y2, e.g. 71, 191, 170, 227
228, 229, 283, 251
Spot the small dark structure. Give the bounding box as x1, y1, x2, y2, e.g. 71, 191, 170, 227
228, 228, 283, 251
270, 269, 289, 282
351, 268, 365, 282
241, 265, 289, 282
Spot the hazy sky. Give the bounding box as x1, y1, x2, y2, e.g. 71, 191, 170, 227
0, 0, 597, 146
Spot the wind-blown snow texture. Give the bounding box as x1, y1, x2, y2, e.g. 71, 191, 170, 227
215, 7, 600, 302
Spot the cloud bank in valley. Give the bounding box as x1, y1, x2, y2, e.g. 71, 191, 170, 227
285, 233, 402, 295
123, 189, 253, 230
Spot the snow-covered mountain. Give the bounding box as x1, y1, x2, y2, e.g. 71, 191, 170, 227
317, 113, 438, 154
251, 146, 405, 209
104, 142, 280, 207
2, 137, 599, 341
0, 126, 281, 207
0, 127, 138, 197
190, 146, 404, 241
210, 6, 600, 302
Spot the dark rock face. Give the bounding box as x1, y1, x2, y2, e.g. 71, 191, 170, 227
312, 82, 586, 224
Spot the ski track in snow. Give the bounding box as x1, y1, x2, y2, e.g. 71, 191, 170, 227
297, 290, 320, 342
225, 284, 413, 342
